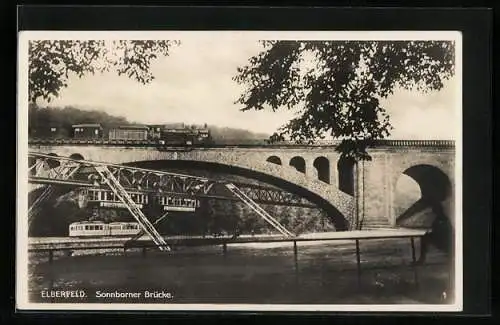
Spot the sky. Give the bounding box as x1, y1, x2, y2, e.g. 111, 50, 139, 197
38, 35, 459, 140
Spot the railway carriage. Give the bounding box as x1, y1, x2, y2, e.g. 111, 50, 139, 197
86, 188, 148, 209
72, 124, 103, 139
69, 221, 110, 237
68, 221, 142, 238
108, 125, 149, 141
84, 188, 199, 212
108, 222, 142, 236
30, 125, 69, 139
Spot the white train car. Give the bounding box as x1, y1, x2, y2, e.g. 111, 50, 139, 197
69, 221, 110, 237
109, 222, 142, 236
69, 221, 142, 238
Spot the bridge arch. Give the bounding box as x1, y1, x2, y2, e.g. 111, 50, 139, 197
266, 155, 282, 165
289, 156, 306, 173
337, 156, 355, 195
123, 159, 350, 231
313, 156, 330, 184
394, 164, 453, 253
69, 153, 85, 160
46, 153, 61, 169
402, 164, 451, 202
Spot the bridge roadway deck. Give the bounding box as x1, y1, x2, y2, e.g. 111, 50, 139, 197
28, 228, 429, 252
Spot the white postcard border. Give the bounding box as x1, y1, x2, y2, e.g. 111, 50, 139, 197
16, 30, 463, 312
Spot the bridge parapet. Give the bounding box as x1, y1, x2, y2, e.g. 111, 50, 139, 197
368, 140, 455, 148
273, 139, 455, 148
28, 138, 455, 148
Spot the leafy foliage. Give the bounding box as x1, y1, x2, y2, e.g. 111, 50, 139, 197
29, 40, 179, 104
234, 40, 455, 160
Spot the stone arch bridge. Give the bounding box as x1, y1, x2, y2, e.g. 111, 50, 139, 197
28, 140, 456, 230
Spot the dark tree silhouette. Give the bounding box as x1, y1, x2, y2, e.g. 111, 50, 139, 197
29, 40, 179, 104
234, 40, 455, 160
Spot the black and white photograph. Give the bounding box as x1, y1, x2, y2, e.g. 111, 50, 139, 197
17, 30, 462, 312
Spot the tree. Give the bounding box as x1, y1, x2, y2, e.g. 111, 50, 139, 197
234, 40, 455, 160
29, 40, 179, 104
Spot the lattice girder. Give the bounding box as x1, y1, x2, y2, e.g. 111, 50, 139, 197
28, 152, 318, 209
232, 182, 314, 208
29, 152, 217, 197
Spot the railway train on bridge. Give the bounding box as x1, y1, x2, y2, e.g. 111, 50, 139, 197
29, 123, 213, 146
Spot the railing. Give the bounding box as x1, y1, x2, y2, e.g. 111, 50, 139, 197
369, 140, 456, 147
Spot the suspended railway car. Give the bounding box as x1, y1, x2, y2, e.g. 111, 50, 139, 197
69, 221, 141, 238
86, 188, 148, 209
84, 188, 200, 212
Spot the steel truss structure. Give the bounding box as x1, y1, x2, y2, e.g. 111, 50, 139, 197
225, 183, 295, 237
29, 153, 216, 194
28, 152, 308, 249
231, 182, 316, 208
93, 164, 170, 250
28, 153, 317, 208
28, 155, 82, 225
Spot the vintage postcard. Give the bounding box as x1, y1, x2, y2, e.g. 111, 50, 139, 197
17, 30, 462, 312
